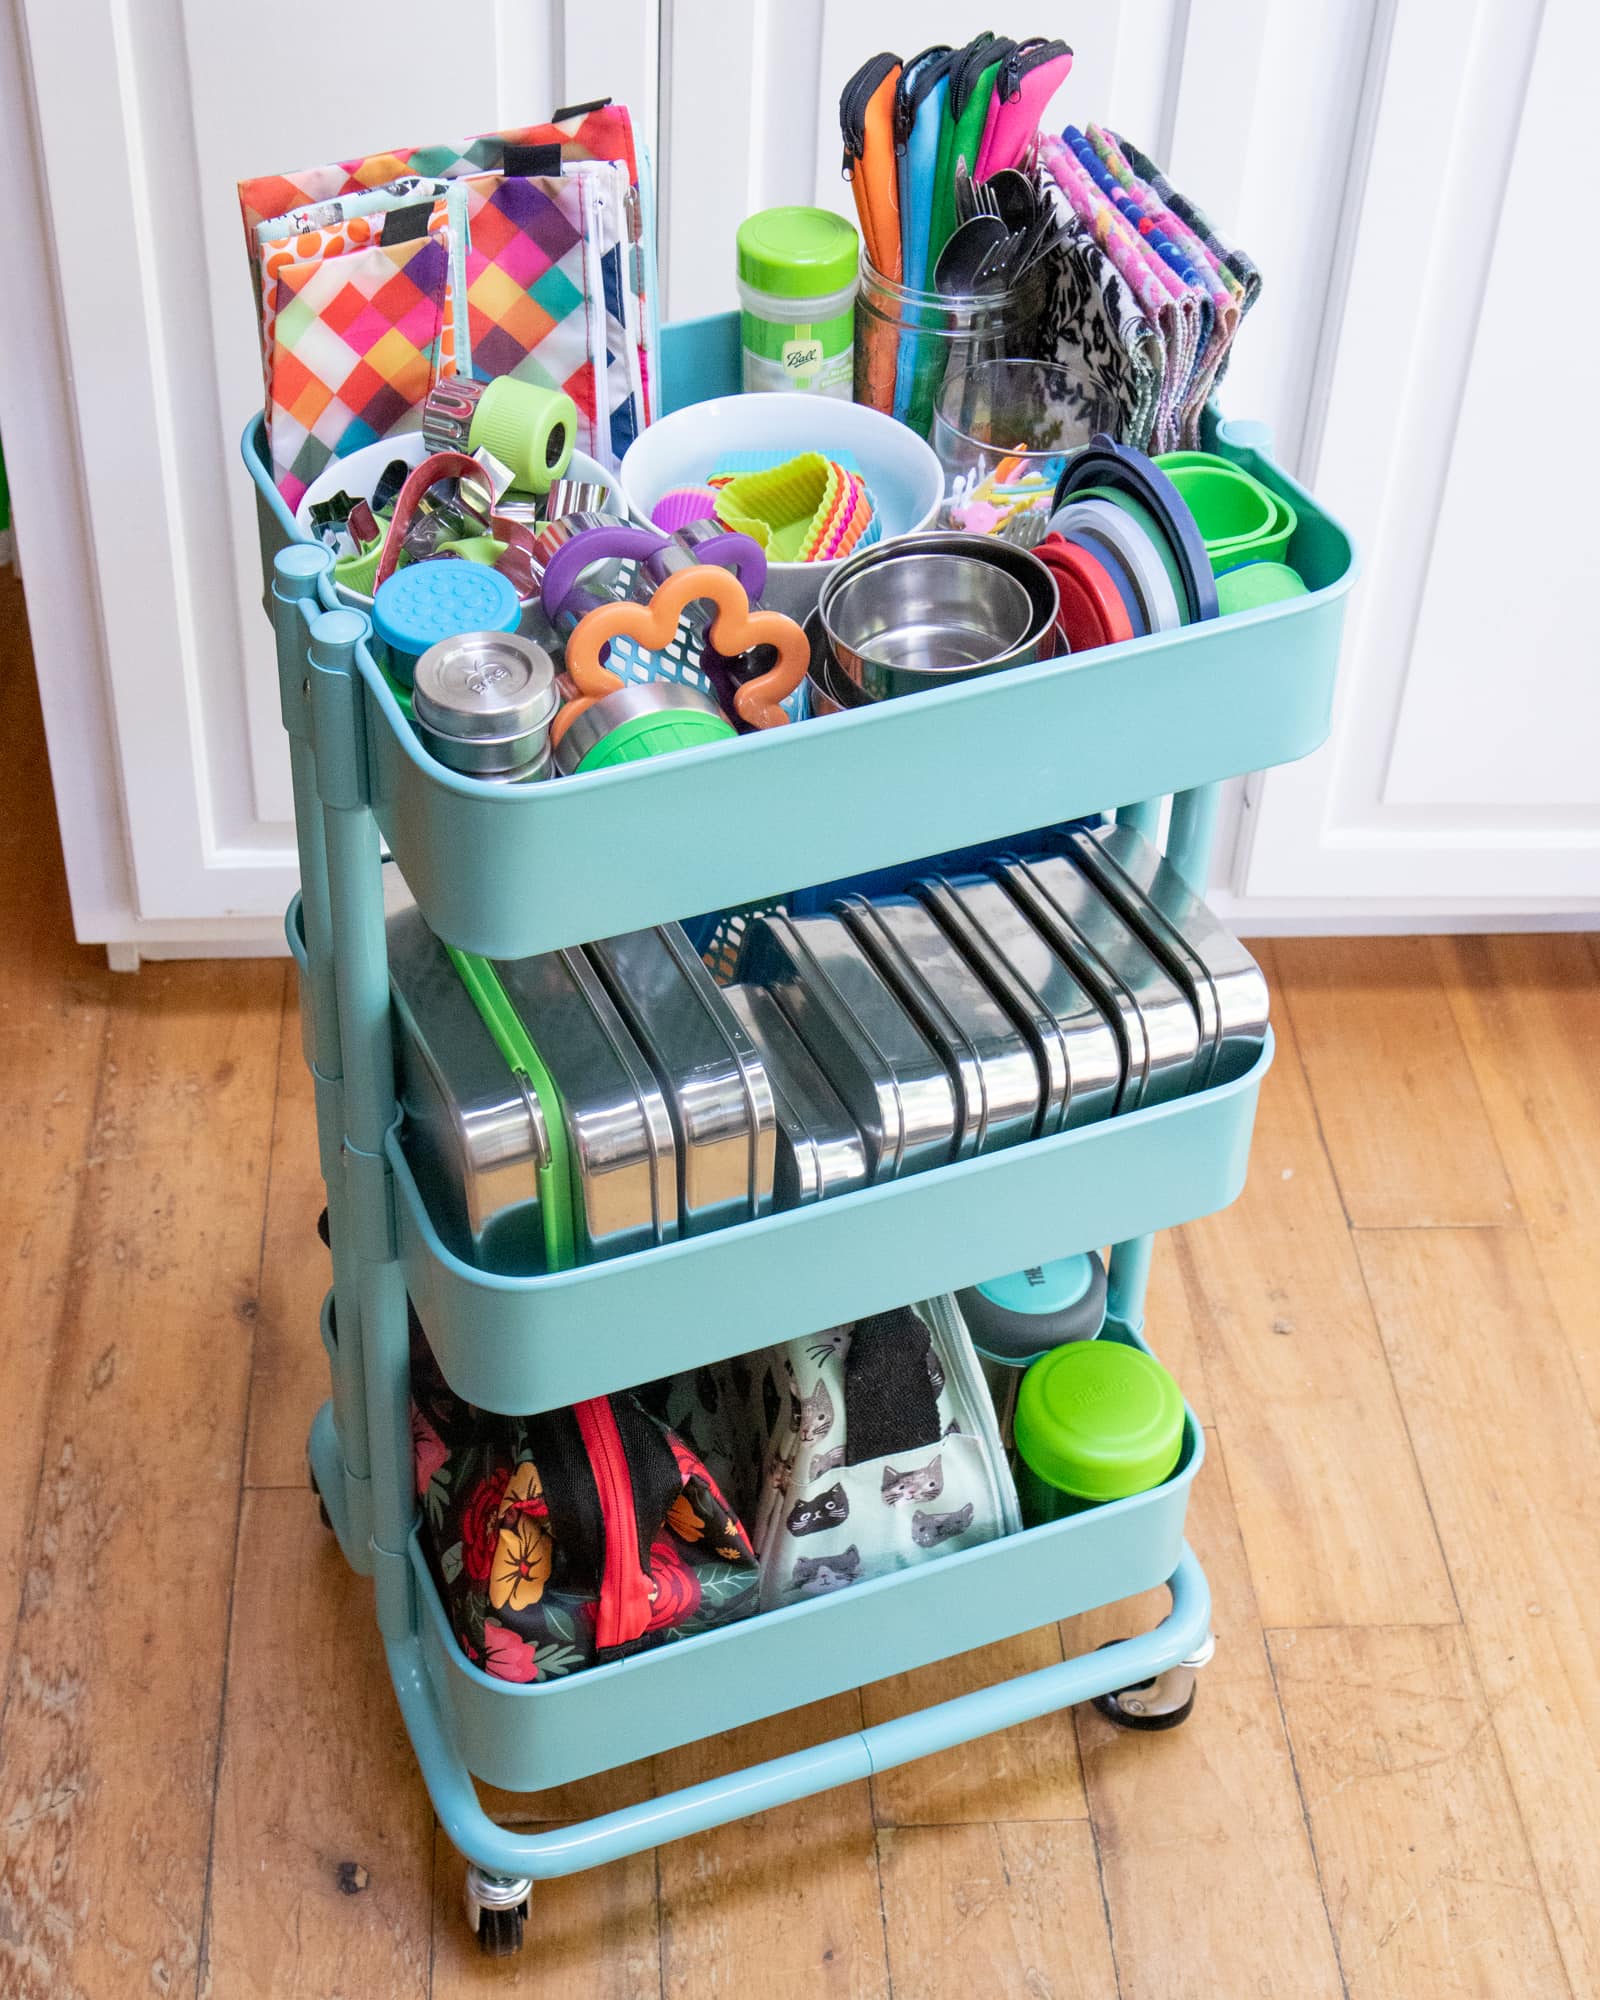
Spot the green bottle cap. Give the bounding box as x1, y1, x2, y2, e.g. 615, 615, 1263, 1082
737, 207, 860, 297
576, 707, 736, 772
1013, 1341, 1185, 1504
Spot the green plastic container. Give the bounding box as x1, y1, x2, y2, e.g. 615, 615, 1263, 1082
1156, 450, 1298, 572
1013, 1339, 1187, 1524
736, 207, 859, 397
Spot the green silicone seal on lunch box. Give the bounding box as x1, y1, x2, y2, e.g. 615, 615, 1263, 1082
444, 946, 575, 1273
1013, 1338, 1186, 1524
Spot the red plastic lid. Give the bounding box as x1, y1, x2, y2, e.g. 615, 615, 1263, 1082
1035, 534, 1135, 652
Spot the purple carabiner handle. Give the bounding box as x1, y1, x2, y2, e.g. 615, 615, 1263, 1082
652, 522, 769, 602
540, 523, 673, 627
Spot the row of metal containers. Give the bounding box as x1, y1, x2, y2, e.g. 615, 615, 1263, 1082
387, 823, 1269, 1277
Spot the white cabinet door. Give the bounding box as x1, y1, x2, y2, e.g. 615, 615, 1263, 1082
1237, 0, 1600, 920
0, 0, 651, 951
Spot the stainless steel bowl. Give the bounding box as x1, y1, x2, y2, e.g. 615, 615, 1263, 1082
802, 609, 877, 717
819, 533, 1060, 700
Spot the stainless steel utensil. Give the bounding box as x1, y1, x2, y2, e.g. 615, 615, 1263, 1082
1063, 826, 1270, 1088
723, 985, 869, 1208
587, 923, 776, 1233
819, 544, 1038, 700
935, 214, 1010, 296
913, 872, 1122, 1132
491, 946, 679, 1260
736, 912, 959, 1182
992, 854, 1200, 1110
387, 907, 549, 1274
835, 893, 1041, 1158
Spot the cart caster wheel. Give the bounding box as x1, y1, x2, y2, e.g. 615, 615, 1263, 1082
306, 1461, 334, 1535
1091, 1632, 1214, 1732
465, 1866, 532, 1958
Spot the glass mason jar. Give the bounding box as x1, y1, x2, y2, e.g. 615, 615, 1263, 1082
853, 258, 1048, 441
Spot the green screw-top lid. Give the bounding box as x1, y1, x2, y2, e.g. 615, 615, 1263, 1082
737, 207, 860, 297
1013, 1341, 1186, 1504
576, 707, 736, 772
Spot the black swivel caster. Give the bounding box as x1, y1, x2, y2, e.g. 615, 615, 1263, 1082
466, 1866, 533, 1956
1091, 1633, 1213, 1731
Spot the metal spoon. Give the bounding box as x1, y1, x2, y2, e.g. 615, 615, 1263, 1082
934, 213, 1009, 296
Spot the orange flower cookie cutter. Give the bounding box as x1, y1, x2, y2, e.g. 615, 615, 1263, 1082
557, 565, 810, 739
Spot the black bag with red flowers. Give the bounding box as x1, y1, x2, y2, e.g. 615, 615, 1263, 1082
411, 1325, 760, 1684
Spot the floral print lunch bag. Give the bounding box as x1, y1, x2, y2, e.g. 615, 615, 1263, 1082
410, 1328, 760, 1684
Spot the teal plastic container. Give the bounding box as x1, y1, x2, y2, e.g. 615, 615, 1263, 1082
245, 321, 1355, 963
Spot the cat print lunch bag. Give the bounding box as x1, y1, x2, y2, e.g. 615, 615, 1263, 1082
410, 1318, 760, 1683
663, 1297, 1021, 1610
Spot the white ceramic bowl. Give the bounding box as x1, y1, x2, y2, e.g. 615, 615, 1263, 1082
294, 433, 618, 609
618, 393, 943, 621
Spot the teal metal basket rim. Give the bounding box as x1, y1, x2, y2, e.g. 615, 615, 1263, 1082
386, 1030, 1273, 1304
410, 1318, 1203, 1707
245, 414, 1357, 812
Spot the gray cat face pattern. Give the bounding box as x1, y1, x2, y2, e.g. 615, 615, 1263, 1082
750, 1297, 1021, 1610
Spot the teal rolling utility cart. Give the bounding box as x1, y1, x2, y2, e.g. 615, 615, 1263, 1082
245, 311, 1354, 1956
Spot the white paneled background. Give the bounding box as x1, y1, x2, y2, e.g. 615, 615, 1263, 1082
0, 0, 1592, 960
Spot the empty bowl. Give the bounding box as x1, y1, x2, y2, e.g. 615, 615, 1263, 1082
819, 533, 1059, 700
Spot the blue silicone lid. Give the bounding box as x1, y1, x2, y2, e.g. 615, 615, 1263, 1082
371, 561, 521, 662
978, 1256, 1095, 1316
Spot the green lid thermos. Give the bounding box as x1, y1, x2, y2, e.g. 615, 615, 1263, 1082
1012, 1338, 1187, 1526
736, 207, 860, 398
956, 1251, 1107, 1445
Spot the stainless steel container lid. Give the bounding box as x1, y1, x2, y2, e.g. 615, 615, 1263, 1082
553, 682, 725, 775
412, 632, 558, 742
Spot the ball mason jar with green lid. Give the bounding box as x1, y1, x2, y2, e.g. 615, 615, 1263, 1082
736, 207, 860, 397
1012, 1339, 1187, 1526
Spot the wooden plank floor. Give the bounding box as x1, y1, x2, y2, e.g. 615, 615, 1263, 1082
1, 567, 1597, 1997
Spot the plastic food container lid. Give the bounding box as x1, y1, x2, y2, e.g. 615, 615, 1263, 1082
737, 207, 860, 297
576, 706, 737, 772
372, 561, 521, 658
959, 1251, 1107, 1360
1014, 1340, 1185, 1502
1216, 560, 1308, 615
412, 633, 557, 740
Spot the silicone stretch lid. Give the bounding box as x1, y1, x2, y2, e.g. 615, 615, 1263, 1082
371, 562, 520, 660
1216, 560, 1308, 615
1013, 1340, 1186, 1502
1052, 435, 1218, 623
1034, 535, 1136, 651
1073, 484, 1190, 623
738, 207, 861, 297
1049, 499, 1184, 633
576, 707, 737, 772
1050, 529, 1150, 637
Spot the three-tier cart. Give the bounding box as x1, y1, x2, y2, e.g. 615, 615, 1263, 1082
245, 309, 1354, 1956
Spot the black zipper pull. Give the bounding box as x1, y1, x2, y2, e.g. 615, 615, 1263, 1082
839, 50, 900, 173
1002, 37, 1070, 100
894, 44, 954, 152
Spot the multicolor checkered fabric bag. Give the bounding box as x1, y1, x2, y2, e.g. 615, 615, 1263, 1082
240, 107, 654, 499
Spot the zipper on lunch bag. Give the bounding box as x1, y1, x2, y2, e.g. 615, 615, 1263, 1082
575, 1397, 655, 1652
998, 36, 1070, 102
893, 44, 955, 154
946, 33, 1007, 121
839, 51, 900, 174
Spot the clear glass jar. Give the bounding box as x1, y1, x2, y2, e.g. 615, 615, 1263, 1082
854, 258, 1048, 440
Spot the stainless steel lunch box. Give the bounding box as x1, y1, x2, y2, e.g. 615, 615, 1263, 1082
834, 892, 1040, 1158
913, 872, 1123, 1132
723, 985, 870, 1209
491, 946, 679, 1261
587, 923, 776, 1234
1062, 825, 1270, 1088
991, 854, 1200, 1110
735, 912, 960, 1182
387, 907, 549, 1275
